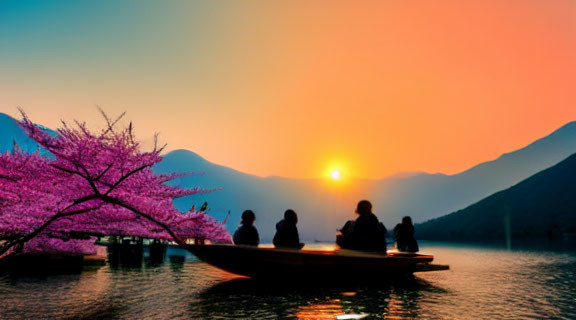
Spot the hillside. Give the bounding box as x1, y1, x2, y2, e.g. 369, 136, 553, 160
154, 149, 354, 241
0, 113, 56, 155
2, 111, 576, 241
368, 121, 576, 224
0, 113, 42, 153
417, 152, 576, 240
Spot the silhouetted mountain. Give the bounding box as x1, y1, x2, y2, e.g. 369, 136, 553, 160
368, 121, 576, 224
0, 113, 41, 153
2, 112, 576, 241
417, 152, 576, 240
155, 121, 576, 240
154, 149, 345, 241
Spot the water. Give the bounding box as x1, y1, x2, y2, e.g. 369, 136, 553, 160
1, 241, 575, 320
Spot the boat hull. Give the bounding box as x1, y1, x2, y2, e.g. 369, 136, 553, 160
186, 244, 448, 280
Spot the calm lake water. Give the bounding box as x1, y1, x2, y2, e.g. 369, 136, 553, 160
1, 240, 575, 320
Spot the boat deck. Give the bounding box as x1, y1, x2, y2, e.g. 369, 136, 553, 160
186, 244, 449, 280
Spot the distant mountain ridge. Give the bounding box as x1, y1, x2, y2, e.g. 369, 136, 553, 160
155, 149, 334, 241
131, 118, 576, 240
2, 112, 576, 240
367, 121, 576, 223
417, 151, 576, 240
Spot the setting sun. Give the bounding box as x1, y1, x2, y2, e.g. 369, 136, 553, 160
331, 170, 341, 180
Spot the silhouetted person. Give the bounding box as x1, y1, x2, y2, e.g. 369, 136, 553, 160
337, 200, 387, 252
394, 216, 419, 252
233, 210, 259, 246
273, 209, 305, 249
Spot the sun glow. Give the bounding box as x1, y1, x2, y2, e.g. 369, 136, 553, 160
331, 170, 341, 180
325, 159, 350, 182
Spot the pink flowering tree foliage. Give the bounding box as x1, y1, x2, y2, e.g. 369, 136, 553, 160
0, 110, 231, 259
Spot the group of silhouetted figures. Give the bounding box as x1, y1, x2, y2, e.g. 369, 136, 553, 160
233, 200, 418, 253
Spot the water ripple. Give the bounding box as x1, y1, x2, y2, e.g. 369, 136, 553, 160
0, 243, 575, 319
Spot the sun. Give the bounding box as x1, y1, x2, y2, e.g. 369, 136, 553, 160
330, 170, 341, 180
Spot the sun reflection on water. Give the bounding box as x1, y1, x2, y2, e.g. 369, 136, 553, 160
296, 301, 344, 320
0, 242, 575, 319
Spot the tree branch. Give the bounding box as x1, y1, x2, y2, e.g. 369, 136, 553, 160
94, 164, 114, 181
51, 164, 101, 196
104, 164, 150, 196
51, 164, 88, 179
77, 163, 101, 195
100, 195, 185, 246
0, 199, 101, 258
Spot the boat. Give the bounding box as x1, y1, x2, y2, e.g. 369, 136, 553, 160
186, 244, 449, 281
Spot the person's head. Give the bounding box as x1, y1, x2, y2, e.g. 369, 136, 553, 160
284, 209, 298, 224
355, 200, 373, 216
402, 216, 413, 226
241, 210, 256, 226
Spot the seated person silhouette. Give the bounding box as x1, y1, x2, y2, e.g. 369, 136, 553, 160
337, 200, 387, 252
273, 209, 305, 249
394, 216, 419, 252
233, 210, 259, 246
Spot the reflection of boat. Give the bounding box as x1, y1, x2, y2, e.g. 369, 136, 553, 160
186, 244, 449, 280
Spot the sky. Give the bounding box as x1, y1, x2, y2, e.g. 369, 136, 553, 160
1, 0, 575, 179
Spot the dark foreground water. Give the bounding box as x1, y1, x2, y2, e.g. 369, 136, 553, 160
1, 240, 575, 320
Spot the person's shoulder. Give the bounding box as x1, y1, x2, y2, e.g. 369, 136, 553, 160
366, 213, 379, 223
233, 227, 242, 239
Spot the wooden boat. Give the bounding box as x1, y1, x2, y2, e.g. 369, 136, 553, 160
186, 244, 449, 281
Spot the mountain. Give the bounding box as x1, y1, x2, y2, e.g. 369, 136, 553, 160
154, 149, 350, 241
0, 113, 56, 155
0, 113, 42, 153
367, 121, 576, 224
2, 111, 576, 241
417, 152, 576, 240
154, 122, 576, 240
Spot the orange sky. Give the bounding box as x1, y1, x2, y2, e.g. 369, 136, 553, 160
1, 1, 575, 179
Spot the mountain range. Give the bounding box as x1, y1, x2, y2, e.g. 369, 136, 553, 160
417, 152, 576, 239
2, 112, 576, 241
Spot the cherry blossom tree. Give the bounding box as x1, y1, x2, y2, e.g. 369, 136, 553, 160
0, 110, 231, 259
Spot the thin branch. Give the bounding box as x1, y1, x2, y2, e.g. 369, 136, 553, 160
77, 163, 101, 195
109, 111, 126, 131
60, 204, 103, 216
0, 203, 102, 257
51, 164, 88, 179
59, 194, 99, 213
51, 163, 101, 196
104, 164, 150, 196
153, 132, 158, 151
94, 164, 114, 182
129, 122, 134, 144
101, 195, 185, 246
99, 107, 126, 136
